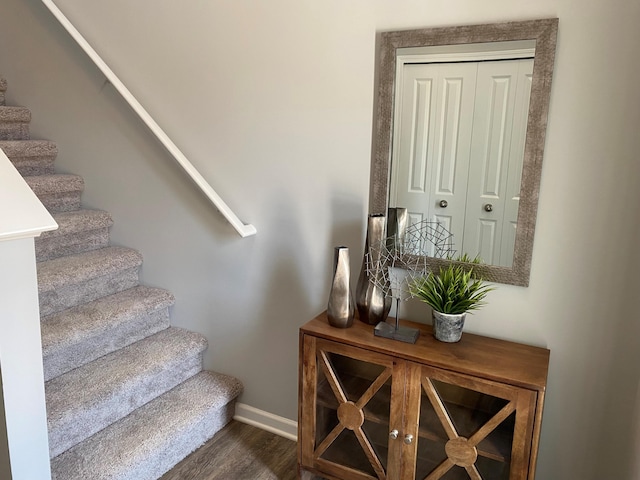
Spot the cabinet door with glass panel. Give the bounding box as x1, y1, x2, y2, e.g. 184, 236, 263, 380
299, 334, 542, 480
403, 364, 537, 480
299, 336, 407, 480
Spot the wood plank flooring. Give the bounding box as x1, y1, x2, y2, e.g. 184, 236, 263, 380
160, 420, 298, 480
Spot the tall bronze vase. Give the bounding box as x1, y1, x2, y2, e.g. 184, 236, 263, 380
327, 246, 355, 328
355, 214, 391, 325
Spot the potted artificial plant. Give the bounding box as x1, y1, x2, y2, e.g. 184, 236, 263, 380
410, 263, 494, 342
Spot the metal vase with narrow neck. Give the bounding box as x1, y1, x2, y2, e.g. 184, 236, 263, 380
327, 246, 355, 328
356, 214, 391, 325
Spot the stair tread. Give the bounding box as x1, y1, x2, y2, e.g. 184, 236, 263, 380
41, 285, 175, 342
36, 209, 113, 261
0, 105, 30, 121
41, 285, 174, 380
24, 173, 83, 194
0, 139, 57, 157
40, 209, 113, 240
46, 327, 208, 458
37, 246, 143, 293
50, 371, 243, 480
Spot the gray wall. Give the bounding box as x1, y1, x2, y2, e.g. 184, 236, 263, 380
1, 0, 640, 478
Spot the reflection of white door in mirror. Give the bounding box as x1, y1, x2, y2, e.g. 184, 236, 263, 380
389, 62, 476, 258
389, 47, 533, 267
465, 58, 533, 267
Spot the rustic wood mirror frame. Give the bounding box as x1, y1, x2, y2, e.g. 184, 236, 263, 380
370, 18, 558, 287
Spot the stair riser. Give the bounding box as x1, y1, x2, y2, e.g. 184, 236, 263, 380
48, 352, 205, 458
39, 267, 139, 317
36, 228, 110, 262
9, 155, 56, 176
0, 123, 29, 140
146, 402, 235, 479
43, 309, 171, 381
0, 78, 7, 105
112, 403, 235, 480
36, 191, 82, 213
0, 139, 59, 175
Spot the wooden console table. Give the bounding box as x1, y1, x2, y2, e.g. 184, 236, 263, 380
298, 312, 549, 480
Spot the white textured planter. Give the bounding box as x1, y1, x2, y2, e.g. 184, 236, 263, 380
432, 311, 467, 343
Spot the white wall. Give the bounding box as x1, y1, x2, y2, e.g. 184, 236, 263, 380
1, 0, 639, 478
0, 240, 51, 480
0, 376, 12, 480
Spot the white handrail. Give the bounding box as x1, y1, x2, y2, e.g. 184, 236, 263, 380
40, 0, 256, 238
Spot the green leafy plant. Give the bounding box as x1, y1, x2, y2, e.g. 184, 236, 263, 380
410, 264, 495, 315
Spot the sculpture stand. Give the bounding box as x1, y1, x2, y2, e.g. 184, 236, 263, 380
373, 297, 420, 344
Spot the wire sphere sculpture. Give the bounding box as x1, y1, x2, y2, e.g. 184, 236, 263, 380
365, 219, 456, 301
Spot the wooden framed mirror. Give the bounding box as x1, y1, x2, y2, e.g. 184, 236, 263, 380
369, 18, 558, 286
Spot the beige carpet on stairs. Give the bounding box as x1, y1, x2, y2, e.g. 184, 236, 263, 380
0, 75, 244, 480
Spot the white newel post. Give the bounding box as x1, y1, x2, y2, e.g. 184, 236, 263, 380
0, 149, 57, 480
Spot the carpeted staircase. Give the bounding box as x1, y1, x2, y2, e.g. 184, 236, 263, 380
0, 76, 244, 480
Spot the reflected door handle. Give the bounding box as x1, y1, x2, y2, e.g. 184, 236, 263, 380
439, 200, 448, 208
404, 434, 414, 445
389, 429, 399, 440
484, 203, 493, 212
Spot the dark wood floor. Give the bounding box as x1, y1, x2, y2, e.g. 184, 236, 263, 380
160, 421, 298, 480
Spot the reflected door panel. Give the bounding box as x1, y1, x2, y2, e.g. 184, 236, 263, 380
389, 62, 476, 257
464, 59, 533, 266
389, 58, 533, 266
500, 62, 533, 267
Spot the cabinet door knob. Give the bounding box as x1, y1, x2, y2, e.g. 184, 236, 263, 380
404, 434, 414, 445
389, 429, 399, 440
439, 200, 448, 208
484, 203, 493, 212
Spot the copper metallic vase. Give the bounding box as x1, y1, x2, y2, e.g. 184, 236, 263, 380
327, 246, 355, 328
355, 214, 391, 325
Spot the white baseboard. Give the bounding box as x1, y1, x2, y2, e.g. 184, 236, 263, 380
233, 403, 298, 441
